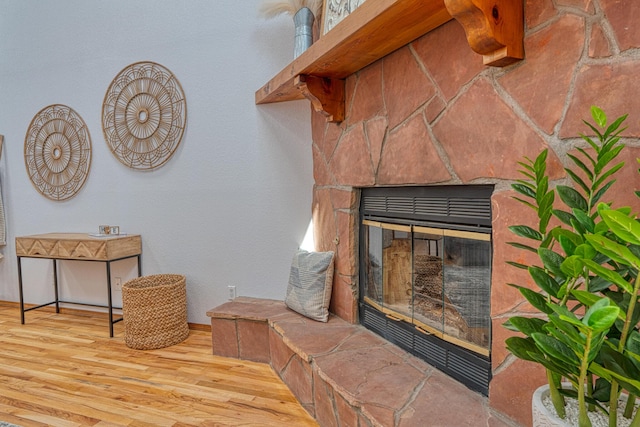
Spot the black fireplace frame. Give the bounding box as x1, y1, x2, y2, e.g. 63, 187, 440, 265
358, 185, 494, 395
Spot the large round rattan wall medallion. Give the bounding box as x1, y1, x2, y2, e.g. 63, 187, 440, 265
102, 61, 187, 170
24, 104, 92, 201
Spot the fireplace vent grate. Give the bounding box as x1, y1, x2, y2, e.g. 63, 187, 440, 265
362, 305, 386, 336
414, 333, 447, 367
361, 186, 492, 228
413, 197, 449, 216
448, 198, 491, 221
387, 318, 414, 349
386, 196, 420, 214
447, 351, 491, 392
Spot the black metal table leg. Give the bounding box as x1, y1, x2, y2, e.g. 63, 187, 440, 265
17, 256, 25, 324
106, 261, 114, 338
53, 259, 60, 313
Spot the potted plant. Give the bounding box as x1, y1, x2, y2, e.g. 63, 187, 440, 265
504, 106, 640, 427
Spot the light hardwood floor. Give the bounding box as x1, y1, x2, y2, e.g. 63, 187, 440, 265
0, 303, 318, 427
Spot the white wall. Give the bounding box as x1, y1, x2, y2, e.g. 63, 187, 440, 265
0, 0, 315, 324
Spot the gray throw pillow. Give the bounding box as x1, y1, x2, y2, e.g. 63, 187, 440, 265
285, 249, 335, 322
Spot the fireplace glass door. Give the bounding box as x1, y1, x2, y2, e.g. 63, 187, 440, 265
363, 220, 491, 355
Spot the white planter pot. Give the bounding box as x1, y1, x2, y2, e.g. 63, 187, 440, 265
532, 384, 570, 427
532, 383, 637, 427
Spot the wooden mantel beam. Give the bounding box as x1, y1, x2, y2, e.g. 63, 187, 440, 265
256, 0, 524, 122
444, 0, 524, 66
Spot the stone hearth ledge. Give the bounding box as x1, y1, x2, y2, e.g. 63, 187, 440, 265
206, 297, 519, 427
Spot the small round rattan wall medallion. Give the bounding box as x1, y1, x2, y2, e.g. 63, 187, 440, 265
24, 104, 92, 201
102, 61, 187, 170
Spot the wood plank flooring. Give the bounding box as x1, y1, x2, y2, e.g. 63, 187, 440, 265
0, 303, 318, 427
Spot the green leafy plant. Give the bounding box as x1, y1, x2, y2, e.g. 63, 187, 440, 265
504, 106, 640, 427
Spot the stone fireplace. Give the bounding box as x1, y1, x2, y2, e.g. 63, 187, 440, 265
309, 3, 640, 425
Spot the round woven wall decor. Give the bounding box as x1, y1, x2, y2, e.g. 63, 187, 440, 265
24, 104, 92, 201
102, 61, 187, 170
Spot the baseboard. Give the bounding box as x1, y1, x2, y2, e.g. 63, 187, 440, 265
0, 300, 211, 332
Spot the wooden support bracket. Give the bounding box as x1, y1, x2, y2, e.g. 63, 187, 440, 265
444, 0, 524, 66
294, 75, 345, 123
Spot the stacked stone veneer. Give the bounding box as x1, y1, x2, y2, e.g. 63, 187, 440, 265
309, 1, 640, 426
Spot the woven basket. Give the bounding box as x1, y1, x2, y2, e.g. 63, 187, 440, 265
122, 274, 189, 350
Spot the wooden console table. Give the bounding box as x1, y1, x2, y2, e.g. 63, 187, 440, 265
15, 232, 142, 337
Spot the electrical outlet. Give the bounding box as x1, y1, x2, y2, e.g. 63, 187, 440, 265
114, 277, 122, 291
228, 285, 236, 300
